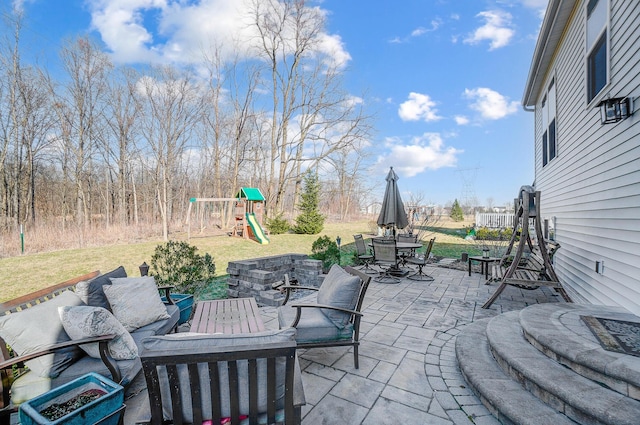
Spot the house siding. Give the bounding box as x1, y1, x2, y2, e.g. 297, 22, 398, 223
533, 0, 640, 314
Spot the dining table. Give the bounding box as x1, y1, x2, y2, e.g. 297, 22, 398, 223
370, 238, 423, 276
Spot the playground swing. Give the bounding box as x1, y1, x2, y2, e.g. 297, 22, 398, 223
186, 197, 236, 240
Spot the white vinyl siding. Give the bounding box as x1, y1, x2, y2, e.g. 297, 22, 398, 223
533, 0, 640, 315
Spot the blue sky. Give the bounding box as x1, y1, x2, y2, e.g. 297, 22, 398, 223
12, 0, 549, 208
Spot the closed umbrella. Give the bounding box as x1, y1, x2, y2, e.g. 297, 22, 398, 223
377, 167, 408, 235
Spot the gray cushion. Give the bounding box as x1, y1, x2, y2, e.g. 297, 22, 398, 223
104, 277, 170, 331
139, 328, 296, 422
75, 266, 127, 310
134, 304, 179, 336
59, 305, 138, 360
10, 354, 141, 404
316, 265, 361, 327
0, 290, 84, 378
278, 302, 353, 343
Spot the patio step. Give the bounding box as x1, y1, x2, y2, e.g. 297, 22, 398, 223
519, 303, 640, 401
456, 319, 575, 425
457, 304, 640, 425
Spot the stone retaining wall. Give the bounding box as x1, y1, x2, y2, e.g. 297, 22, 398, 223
226, 254, 323, 306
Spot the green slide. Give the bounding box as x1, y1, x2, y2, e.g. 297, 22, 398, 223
246, 213, 269, 244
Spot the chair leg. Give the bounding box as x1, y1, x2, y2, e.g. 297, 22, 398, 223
375, 267, 400, 284
354, 345, 359, 369
407, 264, 434, 281
358, 259, 378, 275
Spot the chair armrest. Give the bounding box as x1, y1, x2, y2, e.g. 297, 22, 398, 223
288, 303, 362, 327
158, 285, 176, 305
0, 335, 122, 384
280, 285, 318, 305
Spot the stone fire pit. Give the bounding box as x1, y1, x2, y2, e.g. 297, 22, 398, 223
226, 254, 323, 306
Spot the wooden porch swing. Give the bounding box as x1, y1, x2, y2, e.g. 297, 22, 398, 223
482, 186, 572, 309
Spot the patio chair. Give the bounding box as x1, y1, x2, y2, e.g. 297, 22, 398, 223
353, 234, 376, 274
137, 328, 305, 425
406, 238, 436, 281
371, 238, 401, 284
396, 233, 418, 266
277, 266, 371, 369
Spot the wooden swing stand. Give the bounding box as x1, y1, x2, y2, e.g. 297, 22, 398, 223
482, 187, 572, 309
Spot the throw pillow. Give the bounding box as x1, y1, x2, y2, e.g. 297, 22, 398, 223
0, 290, 84, 378
58, 305, 138, 360
75, 266, 127, 310
104, 276, 170, 331
316, 264, 362, 328
140, 328, 296, 422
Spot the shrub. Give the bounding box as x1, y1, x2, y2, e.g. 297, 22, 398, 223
450, 199, 464, 222
309, 235, 340, 273
150, 240, 217, 295
265, 213, 290, 234
294, 171, 325, 234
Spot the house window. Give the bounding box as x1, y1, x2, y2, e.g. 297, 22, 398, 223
587, 0, 608, 102
541, 79, 557, 167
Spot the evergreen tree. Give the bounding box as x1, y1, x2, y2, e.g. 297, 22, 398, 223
294, 171, 325, 234
450, 199, 464, 222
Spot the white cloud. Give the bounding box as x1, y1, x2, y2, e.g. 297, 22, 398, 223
376, 133, 461, 177
464, 87, 519, 120
398, 92, 441, 122
86, 0, 351, 68
316, 33, 352, 69
89, 0, 166, 63
464, 10, 515, 50
455, 115, 470, 125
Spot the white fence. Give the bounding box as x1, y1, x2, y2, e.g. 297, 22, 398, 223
475, 212, 515, 229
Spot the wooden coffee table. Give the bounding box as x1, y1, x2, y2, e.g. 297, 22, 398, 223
190, 297, 265, 334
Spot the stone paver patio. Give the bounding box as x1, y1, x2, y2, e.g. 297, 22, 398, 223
125, 263, 565, 424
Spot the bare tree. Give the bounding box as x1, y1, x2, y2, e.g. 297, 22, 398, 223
55, 36, 112, 231
249, 0, 370, 216
103, 67, 140, 226
137, 66, 204, 240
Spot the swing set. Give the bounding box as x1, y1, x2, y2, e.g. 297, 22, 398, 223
186, 188, 269, 244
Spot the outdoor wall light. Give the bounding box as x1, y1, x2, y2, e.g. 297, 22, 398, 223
597, 97, 632, 124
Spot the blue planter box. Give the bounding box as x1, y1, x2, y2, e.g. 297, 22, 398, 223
161, 293, 194, 325
19, 373, 124, 425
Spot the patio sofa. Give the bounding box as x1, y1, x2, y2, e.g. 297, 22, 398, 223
0, 267, 180, 424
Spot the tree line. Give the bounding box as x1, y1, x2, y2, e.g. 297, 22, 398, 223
0, 0, 372, 241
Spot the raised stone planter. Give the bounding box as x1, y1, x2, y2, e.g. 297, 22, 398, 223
226, 254, 323, 306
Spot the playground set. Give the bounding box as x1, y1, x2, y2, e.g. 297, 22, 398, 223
186, 187, 269, 244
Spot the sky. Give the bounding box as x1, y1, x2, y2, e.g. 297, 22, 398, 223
10, 0, 550, 209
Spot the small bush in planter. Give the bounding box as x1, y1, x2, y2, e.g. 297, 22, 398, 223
150, 241, 216, 295
310, 236, 340, 273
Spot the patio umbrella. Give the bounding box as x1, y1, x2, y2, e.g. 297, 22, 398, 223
377, 167, 408, 235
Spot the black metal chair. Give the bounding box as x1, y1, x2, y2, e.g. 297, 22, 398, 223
396, 233, 418, 266
353, 234, 376, 274
406, 238, 436, 281
277, 266, 372, 369
138, 330, 305, 425
371, 238, 401, 284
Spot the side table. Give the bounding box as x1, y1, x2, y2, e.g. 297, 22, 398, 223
468, 256, 500, 280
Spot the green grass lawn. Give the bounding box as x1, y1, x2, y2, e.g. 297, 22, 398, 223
0, 219, 478, 302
